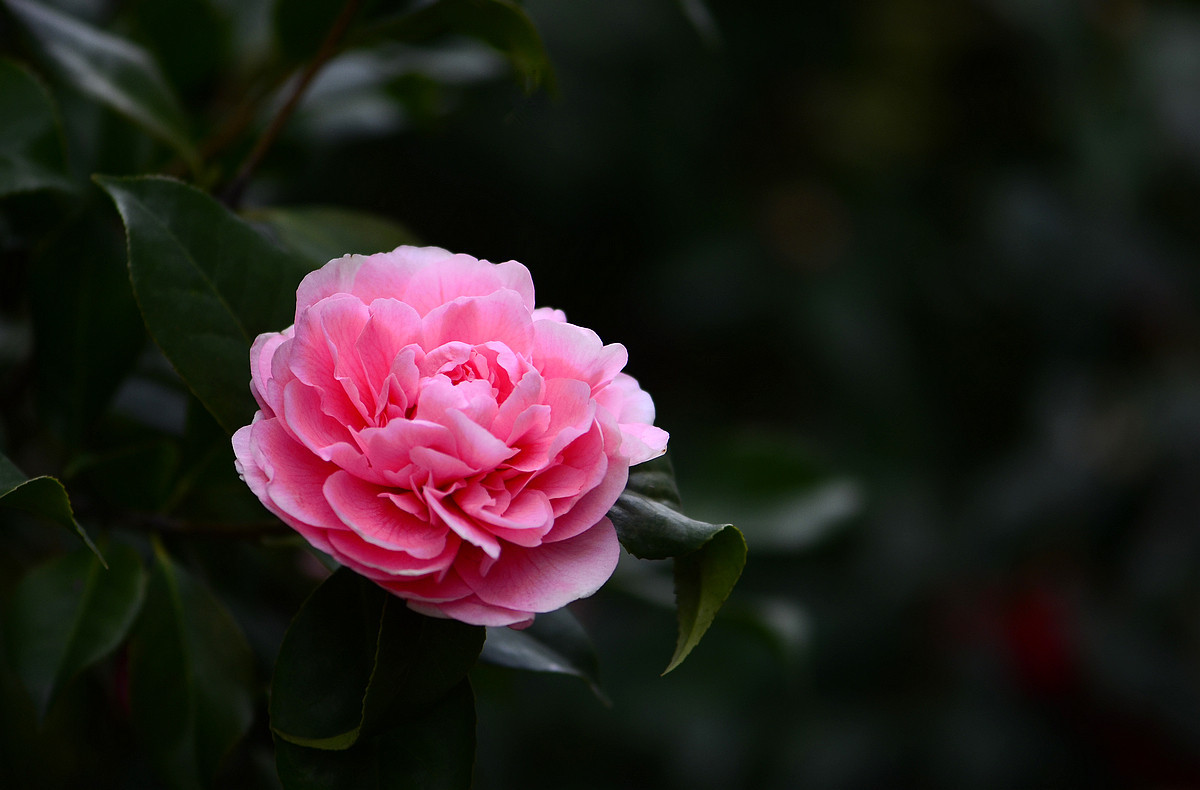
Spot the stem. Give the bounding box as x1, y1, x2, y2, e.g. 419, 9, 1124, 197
221, 0, 363, 207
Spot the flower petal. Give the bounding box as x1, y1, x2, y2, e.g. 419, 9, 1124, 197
458, 518, 619, 613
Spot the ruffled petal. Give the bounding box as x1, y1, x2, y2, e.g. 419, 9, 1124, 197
457, 518, 619, 613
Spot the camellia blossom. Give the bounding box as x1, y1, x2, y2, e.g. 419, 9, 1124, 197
232, 246, 668, 627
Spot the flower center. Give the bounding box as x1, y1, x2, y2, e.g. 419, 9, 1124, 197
446, 363, 478, 385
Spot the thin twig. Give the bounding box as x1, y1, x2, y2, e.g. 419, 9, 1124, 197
221, 0, 363, 207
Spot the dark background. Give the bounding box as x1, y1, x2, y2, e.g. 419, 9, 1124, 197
280, 1, 1200, 787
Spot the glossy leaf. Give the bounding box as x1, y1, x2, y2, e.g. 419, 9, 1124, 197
29, 203, 145, 444
95, 175, 315, 434
665, 524, 747, 674
609, 455, 730, 560
247, 205, 419, 268
271, 568, 484, 751
128, 541, 256, 790
367, 0, 554, 94
608, 455, 747, 672
3, 543, 145, 718
0, 452, 102, 562
479, 607, 605, 699
3, 0, 199, 171
275, 680, 476, 790
0, 57, 73, 196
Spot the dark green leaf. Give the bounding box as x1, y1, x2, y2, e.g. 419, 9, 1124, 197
247, 205, 419, 268
0, 57, 73, 196
271, 568, 483, 751
366, 0, 554, 94
128, 540, 256, 790
275, 680, 475, 790
666, 524, 746, 674
609, 455, 727, 560
29, 201, 145, 445
607, 455, 747, 672
479, 607, 605, 699
3, 543, 145, 718
0, 451, 102, 562
95, 175, 315, 434
3, 0, 199, 171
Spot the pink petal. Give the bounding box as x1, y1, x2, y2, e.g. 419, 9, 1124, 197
457, 518, 619, 613
325, 529, 458, 579
359, 418, 450, 483
426, 488, 502, 559
530, 307, 566, 323
357, 298, 423, 401
492, 260, 536, 312
543, 446, 628, 544
490, 370, 544, 443
249, 329, 290, 415
323, 470, 450, 558
595, 371, 656, 425
378, 565, 473, 603
407, 596, 534, 628
421, 291, 533, 355
414, 376, 498, 432
532, 319, 627, 390
294, 247, 435, 316
400, 252, 515, 315
247, 417, 343, 531
619, 423, 670, 466
280, 381, 369, 475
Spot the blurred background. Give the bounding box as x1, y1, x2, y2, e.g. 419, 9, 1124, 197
282, 0, 1200, 787
10, 0, 1200, 786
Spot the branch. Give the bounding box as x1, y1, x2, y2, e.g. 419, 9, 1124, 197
221, 0, 363, 207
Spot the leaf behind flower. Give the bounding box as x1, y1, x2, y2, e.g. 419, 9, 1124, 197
3, 0, 199, 171
95, 175, 316, 434
270, 568, 484, 751
3, 544, 145, 719
0, 57, 73, 196
246, 205, 420, 268
479, 607, 606, 701
608, 455, 747, 673
0, 451, 103, 563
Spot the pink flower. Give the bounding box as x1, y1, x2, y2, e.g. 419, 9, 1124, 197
232, 246, 668, 627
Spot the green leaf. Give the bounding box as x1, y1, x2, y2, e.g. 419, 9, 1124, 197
274, 680, 476, 790
3, 0, 199, 172
29, 201, 145, 445
0, 56, 73, 196
128, 540, 256, 790
3, 543, 146, 718
271, 568, 484, 751
607, 455, 747, 673
366, 0, 555, 94
609, 455, 728, 560
666, 524, 746, 674
0, 451, 102, 563
479, 607, 605, 700
95, 175, 315, 434
247, 205, 419, 268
